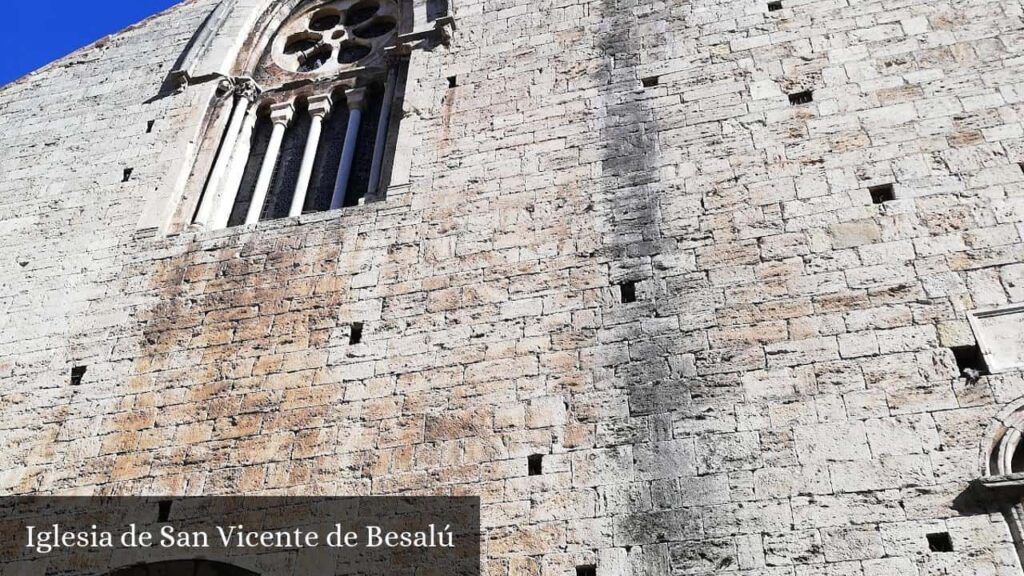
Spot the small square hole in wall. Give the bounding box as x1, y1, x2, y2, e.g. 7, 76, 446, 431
767, 1, 783, 11
788, 90, 813, 105
146, 120, 155, 133
122, 168, 134, 182
927, 532, 953, 552
447, 75, 458, 88
70, 366, 86, 386
528, 454, 543, 476
868, 183, 895, 204
1018, 162, 1024, 175
619, 281, 637, 304
349, 322, 364, 345
951, 345, 989, 380
157, 500, 172, 522
642, 75, 660, 88
576, 566, 597, 576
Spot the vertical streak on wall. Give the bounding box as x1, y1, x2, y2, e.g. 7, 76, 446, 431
590, 0, 686, 571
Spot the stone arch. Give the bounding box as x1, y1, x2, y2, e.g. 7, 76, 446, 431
977, 396, 1024, 573
980, 396, 1024, 478
231, 0, 416, 80
104, 559, 258, 576
169, 0, 444, 87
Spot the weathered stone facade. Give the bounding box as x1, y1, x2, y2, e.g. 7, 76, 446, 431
2, 0, 1024, 573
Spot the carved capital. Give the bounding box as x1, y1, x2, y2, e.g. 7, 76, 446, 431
269, 102, 295, 126
216, 78, 236, 98
307, 94, 333, 118
345, 87, 369, 111
235, 79, 261, 102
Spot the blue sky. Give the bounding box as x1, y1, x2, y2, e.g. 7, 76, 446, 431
0, 0, 182, 87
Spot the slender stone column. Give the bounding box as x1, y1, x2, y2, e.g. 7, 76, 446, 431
289, 95, 333, 218
211, 103, 258, 229
209, 81, 260, 229
245, 102, 294, 225
329, 87, 368, 211
194, 80, 251, 227
367, 67, 398, 201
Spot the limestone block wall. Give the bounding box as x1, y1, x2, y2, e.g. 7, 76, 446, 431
0, 0, 1023, 574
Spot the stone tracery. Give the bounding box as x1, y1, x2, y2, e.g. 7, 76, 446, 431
192, 0, 414, 230
266, 0, 399, 78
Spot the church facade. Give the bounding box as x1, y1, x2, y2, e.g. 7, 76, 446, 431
1, 0, 1024, 573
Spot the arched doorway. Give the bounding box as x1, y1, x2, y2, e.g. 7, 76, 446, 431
105, 560, 258, 576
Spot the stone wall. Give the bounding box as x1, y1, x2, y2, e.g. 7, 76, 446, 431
1, 0, 1024, 573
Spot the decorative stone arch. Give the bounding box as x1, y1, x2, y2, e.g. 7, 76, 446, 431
976, 397, 1024, 571
105, 559, 259, 576
980, 397, 1024, 478
170, 0, 451, 87
137, 0, 453, 236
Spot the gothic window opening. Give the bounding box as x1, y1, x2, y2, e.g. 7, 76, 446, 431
192, 0, 414, 230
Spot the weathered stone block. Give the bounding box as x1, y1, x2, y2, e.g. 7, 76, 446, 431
635, 439, 697, 480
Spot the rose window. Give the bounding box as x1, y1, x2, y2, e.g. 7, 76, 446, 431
191, 0, 415, 230
267, 0, 399, 78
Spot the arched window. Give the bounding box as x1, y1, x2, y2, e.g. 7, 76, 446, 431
976, 400, 1024, 570
131, 0, 452, 236
189, 0, 423, 230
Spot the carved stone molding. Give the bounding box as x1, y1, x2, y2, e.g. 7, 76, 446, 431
235, 78, 262, 101
975, 398, 1024, 572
